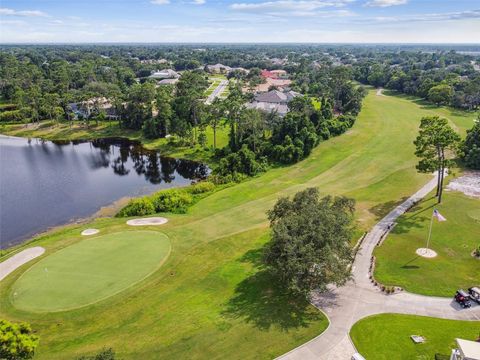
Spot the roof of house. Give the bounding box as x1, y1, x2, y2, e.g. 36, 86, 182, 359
149, 69, 179, 79
261, 69, 277, 79
158, 78, 179, 85
207, 63, 232, 71
254, 90, 300, 104
245, 102, 289, 116
456, 339, 480, 359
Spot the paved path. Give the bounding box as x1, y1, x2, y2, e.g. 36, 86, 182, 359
278, 174, 480, 360
0, 247, 45, 281
205, 80, 228, 104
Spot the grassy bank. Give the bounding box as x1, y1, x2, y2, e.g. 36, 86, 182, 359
350, 314, 480, 360
0, 121, 230, 165
374, 189, 479, 296
0, 90, 475, 359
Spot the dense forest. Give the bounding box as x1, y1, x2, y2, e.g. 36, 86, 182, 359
1, 44, 479, 178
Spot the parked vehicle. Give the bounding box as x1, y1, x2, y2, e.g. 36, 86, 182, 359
468, 287, 480, 304
351, 353, 366, 360
454, 290, 472, 308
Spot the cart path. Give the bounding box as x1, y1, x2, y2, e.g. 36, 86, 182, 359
0, 247, 45, 281
278, 174, 480, 360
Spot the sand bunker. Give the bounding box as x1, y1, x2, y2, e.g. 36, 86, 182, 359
416, 248, 437, 258
81, 228, 100, 236
126, 217, 168, 226
446, 171, 480, 198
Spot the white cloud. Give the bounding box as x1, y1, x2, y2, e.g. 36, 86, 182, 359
231, 0, 352, 13
150, 0, 170, 4
192, 0, 206, 4
365, 0, 407, 7
0, 7, 48, 17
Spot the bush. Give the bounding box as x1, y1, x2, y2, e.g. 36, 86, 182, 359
0, 109, 22, 123
188, 181, 215, 194
151, 189, 193, 213
117, 198, 155, 217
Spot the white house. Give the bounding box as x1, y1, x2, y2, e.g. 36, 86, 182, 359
450, 339, 480, 360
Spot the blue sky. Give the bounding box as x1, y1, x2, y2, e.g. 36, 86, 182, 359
0, 0, 479, 43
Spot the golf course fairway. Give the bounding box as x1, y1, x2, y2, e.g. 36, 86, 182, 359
11, 231, 170, 312
0, 90, 476, 359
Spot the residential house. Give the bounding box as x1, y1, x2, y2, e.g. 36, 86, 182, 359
68, 97, 120, 121
206, 63, 232, 74
245, 89, 300, 117
149, 69, 180, 80
158, 78, 179, 86
261, 69, 288, 80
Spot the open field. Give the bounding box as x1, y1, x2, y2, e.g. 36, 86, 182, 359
374, 190, 480, 297
350, 314, 480, 360
0, 89, 476, 359
11, 231, 170, 312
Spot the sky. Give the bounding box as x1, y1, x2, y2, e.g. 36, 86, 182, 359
0, 0, 479, 43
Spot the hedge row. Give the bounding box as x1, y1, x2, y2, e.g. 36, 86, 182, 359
117, 181, 216, 217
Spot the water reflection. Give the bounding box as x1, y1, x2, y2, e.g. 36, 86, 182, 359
54, 137, 209, 184
0, 135, 209, 248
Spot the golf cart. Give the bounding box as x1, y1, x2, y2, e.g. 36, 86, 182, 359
454, 290, 472, 308
468, 287, 480, 304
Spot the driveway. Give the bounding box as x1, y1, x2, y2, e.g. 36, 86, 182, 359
278, 173, 480, 360
205, 80, 228, 104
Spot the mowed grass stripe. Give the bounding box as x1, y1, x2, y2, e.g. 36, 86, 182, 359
11, 231, 170, 312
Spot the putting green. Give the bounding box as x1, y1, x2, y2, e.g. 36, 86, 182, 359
11, 231, 170, 312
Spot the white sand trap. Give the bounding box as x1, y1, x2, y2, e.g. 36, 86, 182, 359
0, 247, 45, 281
126, 217, 168, 226
416, 248, 437, 258
446, 171, 480, 198
81, 228, 100, 236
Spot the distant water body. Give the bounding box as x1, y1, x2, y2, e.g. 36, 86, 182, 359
0, 135, 209, 249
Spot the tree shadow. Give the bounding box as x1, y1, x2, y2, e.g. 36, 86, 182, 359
222, 247, 322, 331
369, 197, 409, 221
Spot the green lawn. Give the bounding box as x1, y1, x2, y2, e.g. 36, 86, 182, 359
12, 231, 171, 312
0, 89, 476, 359
350, 314, 480, 360
374, 190, 479, 296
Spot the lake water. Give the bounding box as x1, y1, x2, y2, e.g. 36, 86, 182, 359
0, 135, 209, 249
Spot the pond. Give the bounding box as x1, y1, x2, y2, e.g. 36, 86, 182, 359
0, 135, 209, 249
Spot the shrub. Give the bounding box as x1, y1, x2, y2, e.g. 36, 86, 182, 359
0, 110, 22, 123
0, 319, 39, 360
151, 189, 193, 213
117, 198, 155, 217
188, 181, 215, 194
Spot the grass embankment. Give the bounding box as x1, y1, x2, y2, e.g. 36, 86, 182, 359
0, 90, 476, 359
0, 121, 230, 165
350, 314, 480, 360
374, 190, 480, 296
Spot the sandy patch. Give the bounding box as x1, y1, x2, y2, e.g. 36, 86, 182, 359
416, 248, 437, 258
81, 228, 100, 236
126, 217, 168, 226
376, 88, 384, 96
446, 171, 480, 198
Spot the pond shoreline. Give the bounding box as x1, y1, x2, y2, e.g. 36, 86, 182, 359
0, 134, 209, 249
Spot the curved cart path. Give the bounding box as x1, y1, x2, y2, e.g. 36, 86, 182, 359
0, 247, 45, 281
278, 174, 480, 360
